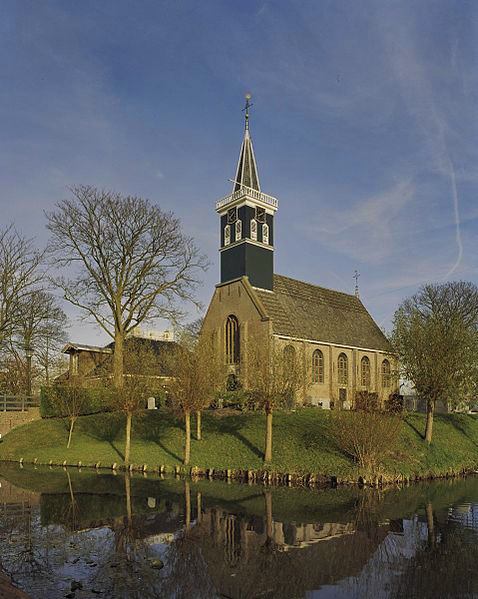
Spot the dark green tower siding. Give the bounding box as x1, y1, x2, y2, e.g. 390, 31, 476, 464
221, 243, 274, 290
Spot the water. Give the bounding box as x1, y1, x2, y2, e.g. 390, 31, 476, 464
0, 465, 477, 598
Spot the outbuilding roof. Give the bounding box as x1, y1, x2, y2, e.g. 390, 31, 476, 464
254, 274, 392, 352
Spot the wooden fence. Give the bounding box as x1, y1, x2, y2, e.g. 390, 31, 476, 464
0, 395, 40, 412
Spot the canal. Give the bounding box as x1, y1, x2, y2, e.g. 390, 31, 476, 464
0, 464, 477, 598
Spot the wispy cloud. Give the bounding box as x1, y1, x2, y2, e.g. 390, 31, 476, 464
301, 180, 415, 264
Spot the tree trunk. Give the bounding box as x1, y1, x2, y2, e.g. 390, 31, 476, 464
264, 404, 273, 463
196, 410, 202, 440
196, 492, 202, 524
184, 480, 191, 530
124, 411, 132, 467
67, 417, 76, 448
264, 490, 273, 542
125, 472, 132, 526
113, 330, 124, 389
184, 410, 191, 465
426, 501, 436, 547
425, 398, 435, 444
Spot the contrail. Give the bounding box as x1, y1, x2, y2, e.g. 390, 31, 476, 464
442, 149, 463, 279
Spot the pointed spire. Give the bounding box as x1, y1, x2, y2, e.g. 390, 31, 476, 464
233, 94, 261, 192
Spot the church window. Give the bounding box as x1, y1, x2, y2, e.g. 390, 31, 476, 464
235, 219, 242, 241
250, 219, 257, 241
225, 315, 240, 365
262, 223, 269, 245
381, 359, 391, 388
312, 349, 324, 383
361, 356, 371, 387
224, 225, 231, 246
283, 345, 296, 379
338, 353, 348, 385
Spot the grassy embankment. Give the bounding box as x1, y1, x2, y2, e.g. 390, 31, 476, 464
0, 408, 477, 481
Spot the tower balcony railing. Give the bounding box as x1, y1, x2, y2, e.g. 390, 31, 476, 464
216, 185, 278, 211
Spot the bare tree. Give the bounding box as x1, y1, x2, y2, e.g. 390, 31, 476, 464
247, 338, 306, 463
11, 290, 67, 387
46, 186, 207, 388
0, 225, 43, 349
167, 337, 226, 464
391, 281, 478, 443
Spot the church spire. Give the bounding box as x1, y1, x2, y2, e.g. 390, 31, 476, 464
233, 94, 261, 192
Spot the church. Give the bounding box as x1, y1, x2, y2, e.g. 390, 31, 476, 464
202, 98, 397, 409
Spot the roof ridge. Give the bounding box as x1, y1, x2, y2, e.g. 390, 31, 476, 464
274, 273, 358, 300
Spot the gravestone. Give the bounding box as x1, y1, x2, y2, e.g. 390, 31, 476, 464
147, 397, 157, 410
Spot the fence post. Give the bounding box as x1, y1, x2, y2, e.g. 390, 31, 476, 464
3, 395, 5, 412
22, 395, 25, 412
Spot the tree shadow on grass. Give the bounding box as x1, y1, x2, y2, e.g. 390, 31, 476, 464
447, 415, 478, 450
107, 442, 125, 461
205, 413, 264, 460
403, 416, 425, 441
134, 412, 184, 462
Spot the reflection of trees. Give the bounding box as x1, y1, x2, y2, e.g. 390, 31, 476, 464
392, 501, 478, 598
88, 473, 166, 599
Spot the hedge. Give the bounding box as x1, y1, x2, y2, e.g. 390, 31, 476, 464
40, 386, 116, 418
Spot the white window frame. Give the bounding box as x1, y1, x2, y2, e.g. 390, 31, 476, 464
235, 219, 242, 241
262, 223, 269, 245
224, 224, 231, 246
250, 219, 257, 241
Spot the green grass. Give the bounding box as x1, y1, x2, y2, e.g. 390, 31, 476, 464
0, 408, 477, 480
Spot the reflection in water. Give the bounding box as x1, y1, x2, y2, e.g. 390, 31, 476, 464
0, 465, 477, 598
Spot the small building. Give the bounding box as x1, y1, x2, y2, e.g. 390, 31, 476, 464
61, 332, 178, 386
202, 100, 398, 408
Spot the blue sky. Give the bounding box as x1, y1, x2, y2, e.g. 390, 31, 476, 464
1, 1, 477, 343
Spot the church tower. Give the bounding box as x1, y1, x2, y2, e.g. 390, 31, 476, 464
215, 95, 278, 291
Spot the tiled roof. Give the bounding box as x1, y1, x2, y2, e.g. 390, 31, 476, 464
254, 274, 391, 352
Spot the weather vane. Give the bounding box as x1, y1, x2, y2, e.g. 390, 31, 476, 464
353, 270, 360, 298
242, 93, 253, 130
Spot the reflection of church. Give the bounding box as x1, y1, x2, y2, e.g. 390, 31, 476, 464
202, 99, 397, 408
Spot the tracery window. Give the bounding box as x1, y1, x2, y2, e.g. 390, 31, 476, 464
235, 219, 242, 241
337, 353, 348, 385
250, 219, 257, 241
225, 315, 240, 365
381, 359, 391, 388
224, 225, 231, 246
312, 349, 324, 384
361, 356, 371, 387
262, 223, 269, 245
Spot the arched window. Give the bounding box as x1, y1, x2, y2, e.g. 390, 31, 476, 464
337, 353, 348, 385
283, 345, 296, 379
312, 349, 324, 383
235, 219, 242, 241
262, 223, 269, 245
224, 224, 231, 246
381, 359, 391, 388
361, 356, 371, 387
250, 219, 257, 241
225, 315, 240, 365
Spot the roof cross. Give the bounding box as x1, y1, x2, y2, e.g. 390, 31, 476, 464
242, 93, 253, 130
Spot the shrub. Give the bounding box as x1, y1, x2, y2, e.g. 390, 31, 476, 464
212, 389, 255, 411
331, 409, 402, 476
40, 386, 116, 418
385, 393, 404, 413
354, 391, 379, 412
